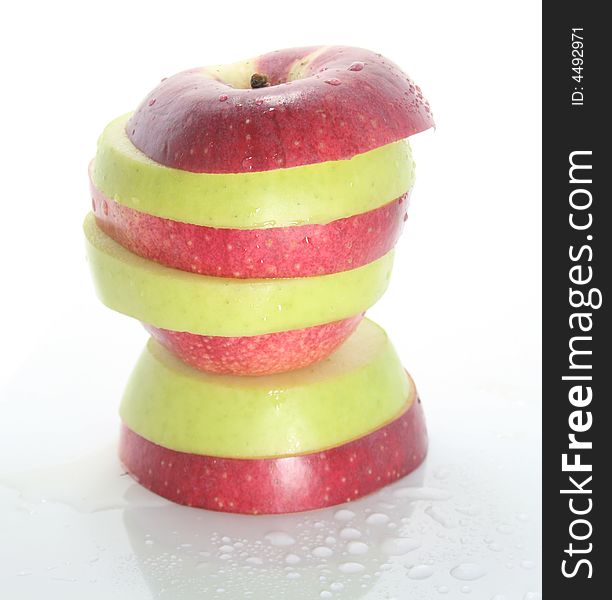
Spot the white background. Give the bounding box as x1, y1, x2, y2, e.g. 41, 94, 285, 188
0, 1, 541, 598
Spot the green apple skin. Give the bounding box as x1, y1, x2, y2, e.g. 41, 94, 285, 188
119, 319, 412, 457
84, 214, 394, 336
92, 115, 414, 228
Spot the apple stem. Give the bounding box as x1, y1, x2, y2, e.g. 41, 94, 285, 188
250, 73, 270, 89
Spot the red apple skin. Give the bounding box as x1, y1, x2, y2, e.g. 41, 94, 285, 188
144, 314, 363, 376
119, 397, 427, 514
127, 46, 434, 173
91, 183, 408, 278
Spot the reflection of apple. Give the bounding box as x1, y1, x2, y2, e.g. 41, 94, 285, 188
127, 46, 434, 173
120, 319, 411, 457
120, 397, 427, 514
144, 314, 363, 376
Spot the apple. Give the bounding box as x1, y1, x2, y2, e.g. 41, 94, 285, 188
127, 46, 434, 173
84, 213, 393, 337
91, 114, 414, 229
120, 319, 411, 457
92, 184, 408, 278
119, 397, 427, 514
144, 314, 363, 376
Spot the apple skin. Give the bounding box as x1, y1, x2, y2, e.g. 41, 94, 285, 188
91, 181, 408, 278
144, 314, 363, 375
119, 397, 427, 514
128, 46, 434, 173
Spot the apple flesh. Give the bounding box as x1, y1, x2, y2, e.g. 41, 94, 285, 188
119, 396, 427, 514
84, 213, 394, 336
92, 115, 414, 229
120, 320, 411, 458
144, 314, 363, 376
92, 182, 408, 278
128, 46, 434, 173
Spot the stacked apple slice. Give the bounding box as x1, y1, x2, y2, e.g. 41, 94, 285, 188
85, 46, 434, 513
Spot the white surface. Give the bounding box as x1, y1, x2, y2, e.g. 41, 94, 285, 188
0, 1, 541, 598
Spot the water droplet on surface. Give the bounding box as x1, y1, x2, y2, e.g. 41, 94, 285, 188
381, 537, 420, 555
219, 94, 228, 102
324, 78, 342, 86
334, 509, 355, 522
285, 553, 301, 565
491, 595, 508, 600
450, 563, 486, 581
338, 562, 365, 574
461, 586, 471, 593
339, 527, 361, 540
348, 61, 365, 72
497, 524, 514, 535
523, 593, 541, 600
246, 556, 262, 565
366, 512, 390, 525
264, 531, 296, 546
393, 487, 452, 501
347, 541, 369, 555
286, 571, 300, 580
330, 582, 344, 591
325, 536, 336, 545
320, 592, 333, 599
438, 586, 450, 594
313, 546, 334, 558
406, 564, 434, 580
520, 560, 536, 570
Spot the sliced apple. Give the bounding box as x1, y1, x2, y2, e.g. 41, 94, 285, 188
119, 396, 427, 514
144, 314, 363, 376
127, 45, 434, 173
120, 319, 411, 457
92, 183, 408, 278
92, 115, 414, 228
84, 213, 393, 336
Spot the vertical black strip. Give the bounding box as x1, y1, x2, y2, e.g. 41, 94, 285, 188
543, 1, 608, 594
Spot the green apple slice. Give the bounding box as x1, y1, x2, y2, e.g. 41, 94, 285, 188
92, 114, 415, 228
84, 214, 393, 336
120, 319, 413, 457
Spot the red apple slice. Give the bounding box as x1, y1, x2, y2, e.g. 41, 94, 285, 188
119, 396, 427, 514
144, 314, 363, 376
128, 46, 434, 173
91, 182, 408, 278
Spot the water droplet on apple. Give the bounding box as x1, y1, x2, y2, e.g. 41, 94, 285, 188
242, 157, 253, 170
102, 200, 109, 216
219, 94, 228, 102
148, 98, 157, 107
324, 78, 342, 86
348, 61, 365, 72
